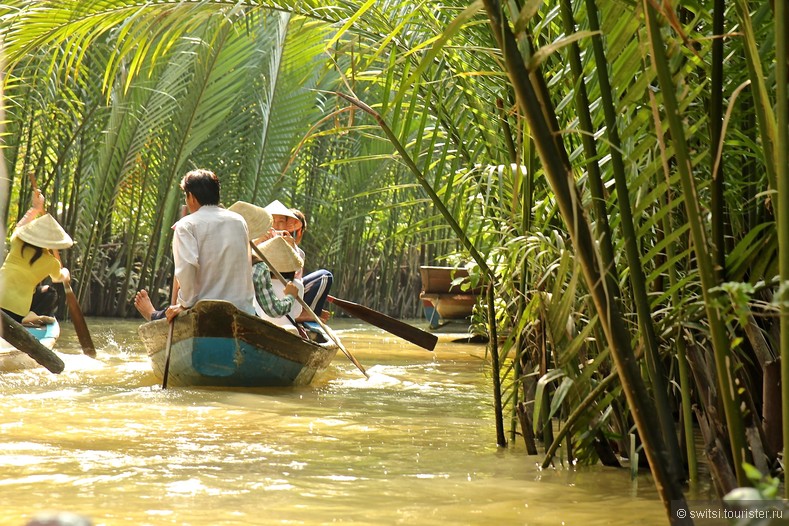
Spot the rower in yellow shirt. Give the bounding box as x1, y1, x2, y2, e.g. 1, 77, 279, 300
0, 189, 73, 325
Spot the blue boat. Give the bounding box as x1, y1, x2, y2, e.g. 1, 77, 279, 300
138, 300, 339, 387
0, 319, 61, 371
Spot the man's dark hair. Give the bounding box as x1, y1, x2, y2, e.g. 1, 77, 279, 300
180, 169, 220, 205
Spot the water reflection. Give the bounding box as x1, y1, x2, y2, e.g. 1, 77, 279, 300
0, 318, 672, 525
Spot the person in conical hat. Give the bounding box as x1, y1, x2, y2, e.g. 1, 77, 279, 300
228, 201, 273, 240
286, 207, 333, 324
260, 199, 304, 258
251, 235, 304, 332
0, 189, 73, 324
257, 235, 304, 274
264, 199, 299, 222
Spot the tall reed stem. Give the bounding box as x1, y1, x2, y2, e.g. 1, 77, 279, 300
642, 0, 748, 485
585, 0, 683, 478
774, 0, 789, 499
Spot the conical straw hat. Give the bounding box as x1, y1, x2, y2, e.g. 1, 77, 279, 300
264, 199, 298, 219
256, 236, 303, 273
15, 214, 74, 249
228, 201, 273, 240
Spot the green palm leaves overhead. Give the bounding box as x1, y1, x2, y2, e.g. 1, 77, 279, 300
2, 2, 330, 312
2, 0, 789, 518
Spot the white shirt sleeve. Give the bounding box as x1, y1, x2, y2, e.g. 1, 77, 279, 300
173, 222, 199, 307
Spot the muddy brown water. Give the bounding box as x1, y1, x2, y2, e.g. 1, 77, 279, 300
1, 318, 706, 525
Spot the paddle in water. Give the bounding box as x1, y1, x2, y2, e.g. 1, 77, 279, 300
161, 319, 175, 389
61, 274, 96, 358
327, 296, 437, 351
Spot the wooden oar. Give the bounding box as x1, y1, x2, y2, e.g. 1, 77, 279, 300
28, 173, 96, 357
52, 248, 96, 358
161, 204, 189, 389
327, 295, 437, 351
161, 318, 175, 389
61, 275, 96, 358
249, 241, 369, 379
0, 310, 64, 373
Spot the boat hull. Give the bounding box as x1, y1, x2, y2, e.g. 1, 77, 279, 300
421, 293, 478, 319
419, 266, 482, 321
0, 321, 60, 372
138, 300, 339, 387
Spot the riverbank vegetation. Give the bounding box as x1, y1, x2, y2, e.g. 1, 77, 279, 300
1, 1, 787, 522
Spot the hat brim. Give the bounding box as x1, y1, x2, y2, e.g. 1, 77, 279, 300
228, 201, 273, 240
264, 200, 298, 220
256, 235, 303, 273
15, 214, 74, 249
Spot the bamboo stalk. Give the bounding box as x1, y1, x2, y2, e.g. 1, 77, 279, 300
734, 0, 778, 192
710, 0, 726, 280
487, 282, 506, 447
559, 0, 618, 294
676, 330, 698, 486
775, 0, 789, 500
511, 113, 532, 442
643, 0, 748, 485
585, 0, 683, 480
648, 43, 702, 489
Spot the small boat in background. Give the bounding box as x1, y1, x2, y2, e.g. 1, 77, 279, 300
138, 300, 339, 388
419, 266, 482, 328
0, 320, 60, 372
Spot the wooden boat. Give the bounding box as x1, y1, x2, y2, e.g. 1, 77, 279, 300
138, 300, 339, 388
419, 266, 482, 322
0, 319, 60, 372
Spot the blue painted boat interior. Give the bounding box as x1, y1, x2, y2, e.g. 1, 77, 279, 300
27, 322, 58, 341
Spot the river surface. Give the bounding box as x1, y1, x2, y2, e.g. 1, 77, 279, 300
0, 317, 686, 525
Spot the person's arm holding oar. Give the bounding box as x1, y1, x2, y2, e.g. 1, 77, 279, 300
250, 259, 309, 339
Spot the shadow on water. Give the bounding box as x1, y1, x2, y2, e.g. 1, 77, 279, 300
0, 317, 705, 525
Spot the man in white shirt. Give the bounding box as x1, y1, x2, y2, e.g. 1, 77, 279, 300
134, 169, 255, 321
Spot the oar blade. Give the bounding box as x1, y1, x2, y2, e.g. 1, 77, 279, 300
328, 296, 437, 351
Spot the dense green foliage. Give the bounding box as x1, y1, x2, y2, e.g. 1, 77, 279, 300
2, 0, 788, 520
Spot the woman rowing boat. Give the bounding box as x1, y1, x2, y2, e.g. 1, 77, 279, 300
0, 189, 73, 326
